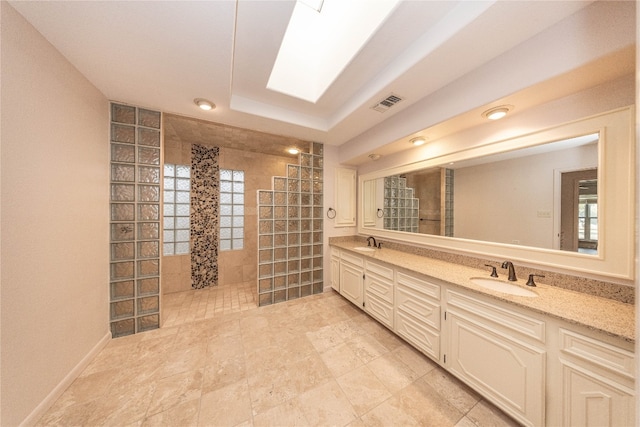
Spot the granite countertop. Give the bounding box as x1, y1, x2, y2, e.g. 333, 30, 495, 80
330, 241, 635, 344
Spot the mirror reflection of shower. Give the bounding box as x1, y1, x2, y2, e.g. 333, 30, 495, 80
364, 133, 599, 254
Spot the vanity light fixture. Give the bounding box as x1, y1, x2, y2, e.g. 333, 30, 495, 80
410, 137, 426, 146
194, 98, 215, 111
287, 148, 300, 155
368, 153, 382, 161
482, 105, 512, 120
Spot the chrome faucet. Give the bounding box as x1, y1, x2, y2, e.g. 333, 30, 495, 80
501, 261, 517, 281
366, 236, 377, 247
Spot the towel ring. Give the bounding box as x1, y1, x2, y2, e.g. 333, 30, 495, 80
377, 208, 384, 218
326, 207, 336, 219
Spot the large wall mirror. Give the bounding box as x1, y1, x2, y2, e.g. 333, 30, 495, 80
358, 107, 635, 281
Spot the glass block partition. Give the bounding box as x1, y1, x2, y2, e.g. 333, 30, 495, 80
257, 142, 323, 306
383, 176, 419, 232
444, 169, 454, 237
109, 103, 161, 337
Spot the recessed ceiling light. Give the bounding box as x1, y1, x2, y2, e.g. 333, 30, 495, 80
194, 98, 215, 111
410, 137, 426, 146
288, 148, 300, 155
368, 153, 381, 161
482, 105, 513, 120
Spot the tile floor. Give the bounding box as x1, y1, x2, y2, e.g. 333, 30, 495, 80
37, 285, 520, 426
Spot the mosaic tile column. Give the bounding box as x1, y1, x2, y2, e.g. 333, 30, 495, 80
257, 142, 323, 306
191, 144, 220, 289
109, 103, 161, 337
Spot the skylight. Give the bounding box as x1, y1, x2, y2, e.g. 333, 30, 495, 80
267, 0, 400, 104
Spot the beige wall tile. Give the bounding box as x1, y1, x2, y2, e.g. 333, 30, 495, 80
162, 135, 298, 291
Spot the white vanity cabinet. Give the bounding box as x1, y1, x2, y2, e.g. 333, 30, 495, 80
338, 250, 364, 307
556, 328, 635, 427
444, 290, 546, 427
330, 247, 340, 292
363, 260, 394, 329
328, 245, 635, 426
394, 271, 441, 362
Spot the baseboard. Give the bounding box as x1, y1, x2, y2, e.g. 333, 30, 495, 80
20, 329, 112, 427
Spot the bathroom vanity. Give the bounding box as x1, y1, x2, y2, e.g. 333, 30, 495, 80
329, 242, 635, 427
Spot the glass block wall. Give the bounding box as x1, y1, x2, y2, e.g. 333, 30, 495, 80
110, 103, 161, 337
444, 169, 454, 237
163, 164, 191, 256
257, 142, 323, 306
383, 176, 419, 232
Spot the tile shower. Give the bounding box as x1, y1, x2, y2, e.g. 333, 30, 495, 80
257, 142, 324, 306
109, 103, 161, 337
385, 169, 454, 237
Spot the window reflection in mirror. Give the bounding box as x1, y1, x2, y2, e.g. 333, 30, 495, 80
560, 171, 598, 254
367, 133, 599, 255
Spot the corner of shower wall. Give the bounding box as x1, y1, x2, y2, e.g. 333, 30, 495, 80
109, 102, 162, 337
257, 142, 323, 306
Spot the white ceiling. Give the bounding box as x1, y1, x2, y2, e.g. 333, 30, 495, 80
9, 0, 628, 150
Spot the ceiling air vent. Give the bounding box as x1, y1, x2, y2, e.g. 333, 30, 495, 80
371, 94, 404, 113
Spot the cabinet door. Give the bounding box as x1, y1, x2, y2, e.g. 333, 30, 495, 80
446, 309, 545, 427
561, 363, 635, 427
558, 329, 635, 427
334, 168, 356, 227
330, 255, 340, 292
339, 262, 363, 307
362, 179, 377, 227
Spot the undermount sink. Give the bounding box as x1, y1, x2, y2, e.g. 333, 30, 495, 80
353, 246, 376, 253
469, 277, 538, 297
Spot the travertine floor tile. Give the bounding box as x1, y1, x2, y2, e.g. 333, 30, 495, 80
368, 352, 420, 393
37, 288, 518, 426
390, 379, 464, 426
296, 380, 358, 426
252, 398, 308, 427
391, 343, 438, 376
422, 367, 482, 414
202, 354, 246, 394
359, 398, 421, 426
336, 365, 393, 416
319, 342, 363, 377
142, 399, 200, 426
147, 369, 203, 416
466, 400, 522, 427
345, 332, 389, 363
198, 379, 252, 426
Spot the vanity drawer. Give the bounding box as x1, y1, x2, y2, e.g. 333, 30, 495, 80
446, 290, 546, 344
341, 251, 364, 267
560, 329, 634, 379
396, 283, 440, 331
365, 293, 394, 329
365, 271, 393, 304
365, 260, 394, 280
395, 310, 440, 361
397, 271, 440, 300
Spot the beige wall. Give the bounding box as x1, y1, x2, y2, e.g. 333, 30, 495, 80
162, 139, 293, 293
1, 4, 110, 425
